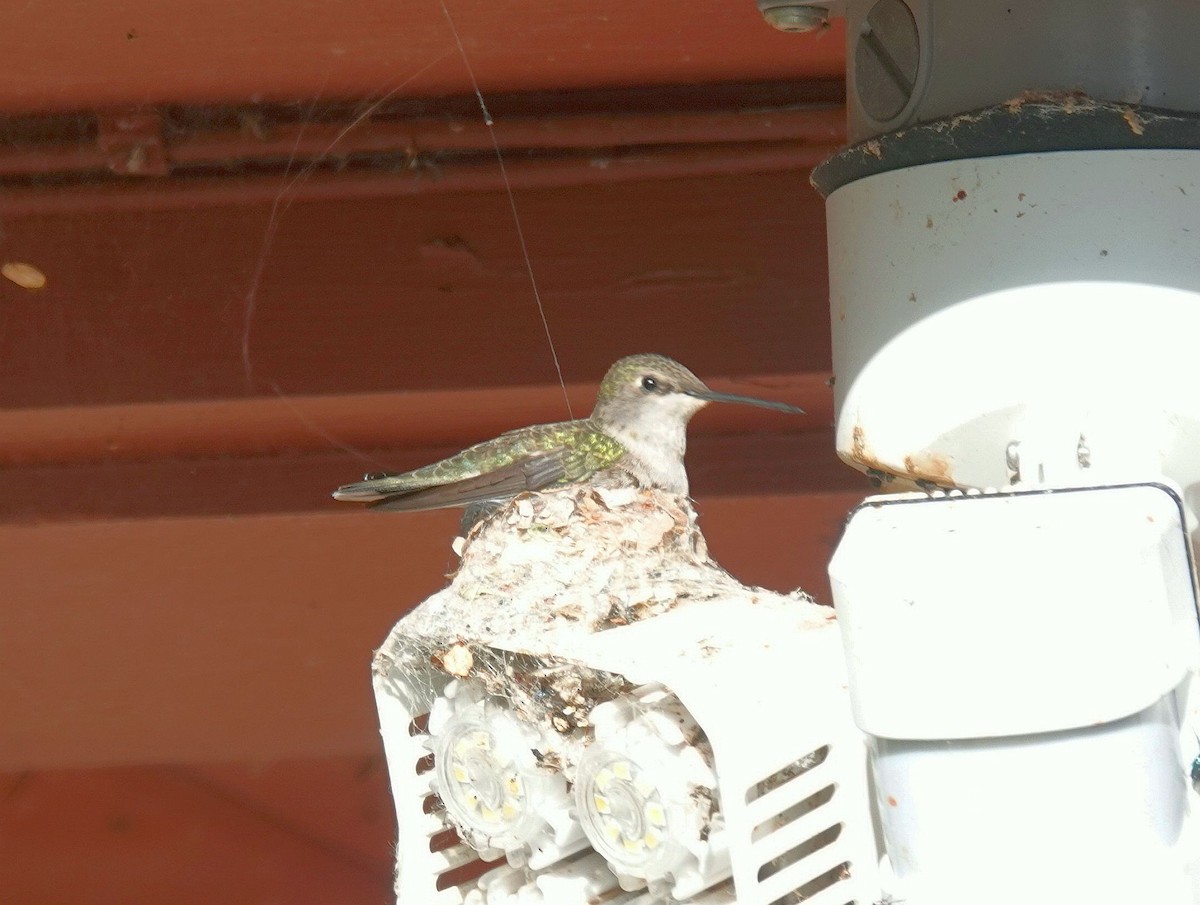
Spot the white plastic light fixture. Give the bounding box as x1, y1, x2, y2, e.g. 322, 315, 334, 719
830, 482, 1200, 905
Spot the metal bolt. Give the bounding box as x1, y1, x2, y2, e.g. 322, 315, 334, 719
759, 3, 829, 33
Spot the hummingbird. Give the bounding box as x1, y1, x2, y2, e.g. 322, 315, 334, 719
332, 353, 804, 518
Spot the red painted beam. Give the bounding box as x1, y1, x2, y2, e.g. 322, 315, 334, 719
0, 1, 844, 113
0, 144, 835, 219
0, 375, 829, 467
0, 169, 831, 410
0, 99, 845, 182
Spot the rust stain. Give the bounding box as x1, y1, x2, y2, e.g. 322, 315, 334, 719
847, 426, 894, 482
887, 795, 898, 807
851, 423, 867, 461
847, 425, 955, 488
903, 451, 954, 485
952, 189, 967, 202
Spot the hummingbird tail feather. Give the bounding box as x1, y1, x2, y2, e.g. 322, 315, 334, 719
332, 477, 406, 501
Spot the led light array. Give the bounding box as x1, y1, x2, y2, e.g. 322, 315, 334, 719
426, 680, 727, 901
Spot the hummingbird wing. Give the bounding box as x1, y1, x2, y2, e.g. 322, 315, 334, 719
366, 450, 572, 512
332, 421, 627, 513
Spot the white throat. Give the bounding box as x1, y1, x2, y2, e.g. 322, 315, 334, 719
603, 395, 706, 494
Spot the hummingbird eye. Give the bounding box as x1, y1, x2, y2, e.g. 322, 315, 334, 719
640, 375, 659, 392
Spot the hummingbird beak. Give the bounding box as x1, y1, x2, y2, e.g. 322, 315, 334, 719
685, 389, 805, 414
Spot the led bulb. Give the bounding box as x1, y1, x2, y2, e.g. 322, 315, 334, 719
431, 696, 568, 854
574, 742, 700, 882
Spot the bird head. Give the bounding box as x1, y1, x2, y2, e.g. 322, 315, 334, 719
591, 354, 804, 428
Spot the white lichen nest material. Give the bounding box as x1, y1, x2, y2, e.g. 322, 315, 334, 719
373, 483, 829, 736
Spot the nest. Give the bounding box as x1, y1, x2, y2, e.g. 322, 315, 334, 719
373, 484, 823, 738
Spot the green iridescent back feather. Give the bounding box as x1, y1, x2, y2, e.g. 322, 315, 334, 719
371, 419, 626, 493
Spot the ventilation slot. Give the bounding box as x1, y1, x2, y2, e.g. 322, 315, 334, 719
429, 826, 461, 853
747, 745, 830, 804
767, 860, 852, 905
752, 783, 836, 841
758, 823, 842, 882
409, 712, 430, 735
434, 853, 500, 892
